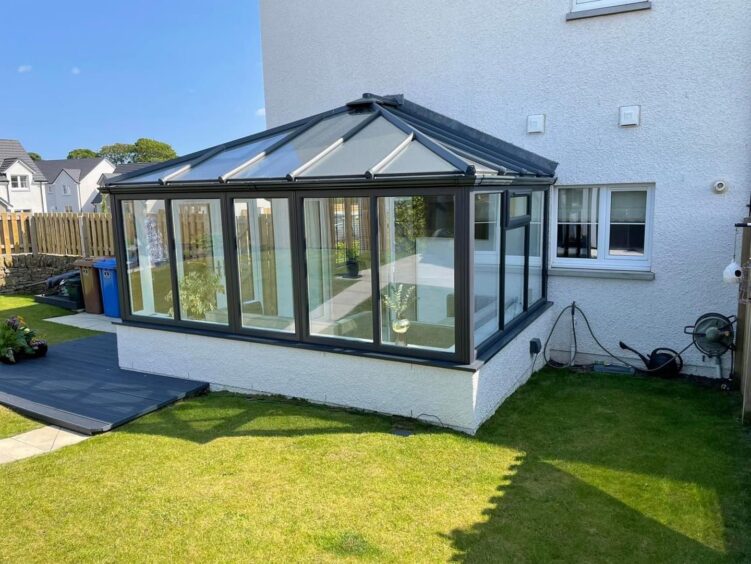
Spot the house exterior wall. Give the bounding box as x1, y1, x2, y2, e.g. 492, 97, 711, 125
116, 309, 554, 434
46, 170, 80, 212
80, 160, 114, 211
3, 161, 45, 212
260, 0, 751, 376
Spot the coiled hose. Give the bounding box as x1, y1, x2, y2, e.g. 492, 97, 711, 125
543, 302, 696, 374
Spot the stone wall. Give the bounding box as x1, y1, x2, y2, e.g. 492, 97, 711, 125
0, 254, 81, 294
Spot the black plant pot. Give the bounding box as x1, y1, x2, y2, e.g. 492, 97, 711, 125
345, 258, 360, 278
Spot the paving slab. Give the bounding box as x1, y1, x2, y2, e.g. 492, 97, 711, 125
45, 312, 119, 333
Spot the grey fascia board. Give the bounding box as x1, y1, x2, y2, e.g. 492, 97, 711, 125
566, 1, 651, 21
396, 98, 558, 175
548, 267, 655, 281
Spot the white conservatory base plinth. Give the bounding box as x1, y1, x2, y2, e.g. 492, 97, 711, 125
116, 309, 552, 435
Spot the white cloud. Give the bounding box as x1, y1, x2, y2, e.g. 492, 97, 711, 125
17, 65, 32, 74
71, 66, 81, 75
255, 107, 266, 117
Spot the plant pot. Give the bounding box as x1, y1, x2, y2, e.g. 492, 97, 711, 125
345, 259, 360, 278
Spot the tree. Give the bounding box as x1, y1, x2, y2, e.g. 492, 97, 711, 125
97, 138, 176, 164
67, 148, 98, 159
98, 143, 136, 165
132, 138, 177, 163
28, 152, 42, 161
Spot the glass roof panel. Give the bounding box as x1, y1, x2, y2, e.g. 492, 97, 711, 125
379, 140, 460, 175
173, 132, 287, 182
232, 111, 373, 179
116, 161, 189, 184
300, 116, 409, 177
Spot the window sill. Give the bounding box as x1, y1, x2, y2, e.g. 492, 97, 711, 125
548, 267, 654, 281
566, 1, 651, 21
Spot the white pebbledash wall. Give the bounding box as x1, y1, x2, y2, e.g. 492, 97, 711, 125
259, 0, 751, 376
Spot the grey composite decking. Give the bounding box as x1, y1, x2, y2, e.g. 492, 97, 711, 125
0, 334, 208, 435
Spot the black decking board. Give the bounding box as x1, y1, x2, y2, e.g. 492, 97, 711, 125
0, 334, 208, 435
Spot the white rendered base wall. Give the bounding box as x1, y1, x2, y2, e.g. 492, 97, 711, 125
116, 310, 553, 435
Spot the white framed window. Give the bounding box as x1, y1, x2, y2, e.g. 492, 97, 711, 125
62, 184, 71, 195
552, 184, 654, 271
10, 175, 29, 190
46, 184, 54, 194
571, 0, 645, 12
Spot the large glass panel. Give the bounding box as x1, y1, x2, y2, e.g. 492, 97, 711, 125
528, 191, 545, 305
122, 200, 172, 318
304, 197, 373, 342
235, 198, 294, 332
235, 112, 373, 179
176, 133, 286, 182
609, 190, 647, 256
474, 193, 502, 345
118, 161, 187, 184
171, 199, 228, 324
557, 187, 598, 258
504, 226, 526, 324
509, 195, 529, 219
301, 117, 408, 177
379, 195, 455, 352
379, 140, 459, 175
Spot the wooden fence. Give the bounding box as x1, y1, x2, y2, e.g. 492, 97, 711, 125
0, 212, 114, 258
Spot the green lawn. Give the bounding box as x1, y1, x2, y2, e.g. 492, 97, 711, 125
0, 370, 748, 562
0, 295, 102, 439
0, 405, 42, 439
0, 295, 101, 345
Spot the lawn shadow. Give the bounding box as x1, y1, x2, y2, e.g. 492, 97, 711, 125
117, 392, 423, 445
445, 369, 751, 562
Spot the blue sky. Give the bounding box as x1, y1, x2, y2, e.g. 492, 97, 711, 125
0, 0, 266, 159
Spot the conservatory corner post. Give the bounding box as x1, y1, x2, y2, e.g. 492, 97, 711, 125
111, 194, 130, 320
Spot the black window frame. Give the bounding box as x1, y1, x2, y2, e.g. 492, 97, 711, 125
471, 186, 550, 359
111, 181, 548, 368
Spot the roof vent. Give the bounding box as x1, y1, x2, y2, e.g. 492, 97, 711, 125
347, 93, 404, 108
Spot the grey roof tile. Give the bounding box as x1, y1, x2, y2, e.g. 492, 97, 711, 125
0, 139, 46, 181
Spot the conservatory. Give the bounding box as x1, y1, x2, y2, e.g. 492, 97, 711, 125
103, 93, 558, 433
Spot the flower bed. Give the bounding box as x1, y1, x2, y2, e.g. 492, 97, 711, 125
0, 316, 48, 364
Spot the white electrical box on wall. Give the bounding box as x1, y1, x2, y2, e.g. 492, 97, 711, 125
619, 105, 641, 127
527, 114, 545, 134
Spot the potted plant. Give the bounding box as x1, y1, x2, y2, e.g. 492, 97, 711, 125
382, 284, 415, 344
345, 249, 360, 278
0, 316, 48, 364
166, 264, 226, 320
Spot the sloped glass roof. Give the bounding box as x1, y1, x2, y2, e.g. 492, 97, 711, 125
107, 93, 558, 188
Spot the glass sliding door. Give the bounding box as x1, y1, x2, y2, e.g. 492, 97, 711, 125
171, 199, 228, 325
304, 197, 373, 342
379, 195, 455, 352
473, 193, 502, 345
122, 199, 172, 318
234, 198, 294, 333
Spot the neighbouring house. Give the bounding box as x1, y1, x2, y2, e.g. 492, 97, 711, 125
259, 0, 751, 378
102, 94, 557, 434
0, 140, 48, 212
95, 163, 151, 212
36, 158, 116, 212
